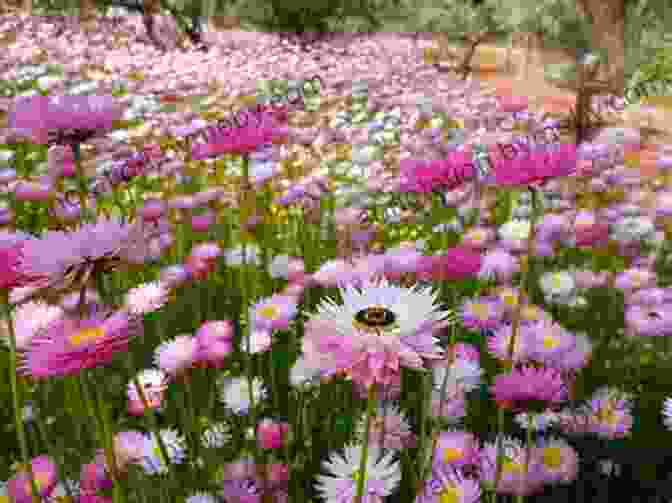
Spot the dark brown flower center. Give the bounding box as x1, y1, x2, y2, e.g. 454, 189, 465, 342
354, 305, 397, 330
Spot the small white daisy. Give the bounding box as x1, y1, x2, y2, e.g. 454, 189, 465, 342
217, 376, 267, 415
498, 219, 532, 242
289, 355, 322, 389
140, 428, 187, 475
124, 280, 169, 316
514, 410, 560, 432
201, 421, 232, 449
185, 491, 218, 503
224, 244, 262, 267
314, 443, 401, 502
268, 254, 292, 279
433, 358, 483, 393
662, 397, 672, 431
539, 271, 577, 305
127, 368, 169, 401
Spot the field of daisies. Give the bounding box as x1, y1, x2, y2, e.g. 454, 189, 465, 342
2, 12, 672, 503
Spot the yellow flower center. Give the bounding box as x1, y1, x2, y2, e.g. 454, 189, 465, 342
501, 291, 519, 308
503, 460, 524, 473
542, 447, 563, 469
550, 274, 564, 290
438, 485, 462, 503
472, 303, 490, 321
631, 272, 644, 289
543, 335, 560, 350
258, 305, 280, 320
596, 405, 617, 425
443, 447, 464, 464
521, 305, 539, 321
69, 327, 105, 347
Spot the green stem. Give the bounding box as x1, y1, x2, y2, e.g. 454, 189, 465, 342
515, 413, 535, 503
1, 295, 41, 503
493, 187, 539, 498
354, 384, 377, 503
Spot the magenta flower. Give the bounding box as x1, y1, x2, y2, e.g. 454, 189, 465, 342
19, 309, 141, 379
415, 246, 482, 281
399, 151, 475, 193
6, 455, 58, 503
191, 113, 288, 159
0, 242, 31, 291
491, 366, 568, 412
491, 144, 577, 187
256, 418, 289, 450
8, 94, 123, 145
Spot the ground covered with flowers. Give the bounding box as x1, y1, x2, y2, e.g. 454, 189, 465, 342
2, 12, 672, 503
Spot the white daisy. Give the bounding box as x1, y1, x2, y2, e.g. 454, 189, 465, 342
268, 254, 291, 279
662, 397, 672, 431
185, 492, 218, 503
224, 244, 262, 267
316, 278, 447, 339
217, 376, 266, 415
539, 271, 577, 305
201, 421, 232, 449
0, 301, 63, 351
498, 219, 532, 242
140, 428, 187, 475
289, 355, 322, 388
434, 358, 483, 393
124, 280, 169, 316
514, 410, 560, 432
314, 443, 401, 502
127, 368, 169, 401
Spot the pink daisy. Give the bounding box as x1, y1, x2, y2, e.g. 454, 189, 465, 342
6, 455, 58, 503
490, 366, 568, 412
19, 309, 141, 379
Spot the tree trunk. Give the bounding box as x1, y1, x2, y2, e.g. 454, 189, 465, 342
576, 0, 625, 96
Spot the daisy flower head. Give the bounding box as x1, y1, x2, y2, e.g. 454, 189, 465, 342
531, 436, 579, 485
153, 334, 198, 377
498, 219, 532, 253
479, 436, 546, 496
304, 277, 448, 387
663, 397, 672, 431
314, 443, 401, 503
19, 309, 141, 379
0, 300, 63, 351
220, 479, 261, 502
195, 320, 235, 365
113, 430, 146, 470
478, 247, 520, 283
459, 296, 505, 331
514, 410, 561, 433
6, 455, 58, 503
433, 357, 483, 393
430, 383, 467, 423
17, 218, 153, 295
224, 243, 262, 267
624, 303, 672, 337
124, 280, 169, 316
486, 324, 533, 364
525, 319, 577, 367
580, 387, 633, 439
201, 421, 232, 449
185, 492, 218, 503
354, 403, 416, 451
251, 294, 298, 332
218, 376, 267, 415
517, 303, 553, 327
415, 468, 482, 503
126, 368, 169, 415
539, 270, 577, 305
289, 355, 322, 389
139, 429, 187, 475
432, 429, 481, 472
490, 365, 568, 413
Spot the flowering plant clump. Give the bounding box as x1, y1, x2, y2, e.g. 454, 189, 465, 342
0, 15, 670, 503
